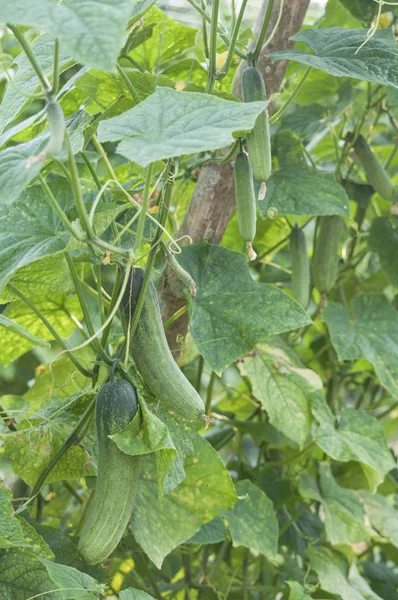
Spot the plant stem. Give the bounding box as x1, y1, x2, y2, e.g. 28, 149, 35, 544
7, 25, 50, 92
8, 285, 92, 377
39, 174, 83, 240
251, 0, 276, 65
135, 163, 154, 251
164, 305, 188, 330
80, 152, 102, 190
206, 0, 220, 93
51, 39, 60, 95
216, 0, 249, 79
65, 253, 111, 363
196, 355, 205, 393
205, 371, 217, 415
269, 67, 311, 124
278, 503, 312, 537
116, 63, 140, 104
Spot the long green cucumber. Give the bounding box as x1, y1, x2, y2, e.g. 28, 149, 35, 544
121, 268, 205, 428
45, 100, 65, 156
290, 225, 310, 309
234, 148, 257, 260
352, 134, 395, 202
241, 67, 272, 182
77, 379, 139, 565
312, 216, 345, 294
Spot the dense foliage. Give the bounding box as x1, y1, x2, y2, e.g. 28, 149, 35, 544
0, 1, 397, 599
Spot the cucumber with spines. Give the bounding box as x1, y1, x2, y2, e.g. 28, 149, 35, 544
121, 268, 205, 428
290, 225, 310, 309
77, 379, 139, 565
234, 148, 257, 260
312, 216, 345, 294
44, 100, 65, 156
352, 133, 395, 202
241, 67, 272, 182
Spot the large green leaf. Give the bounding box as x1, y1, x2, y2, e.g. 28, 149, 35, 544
308, 547, 383, 600
300, 464, 369, 545
270, 28, 398, 88
39, 559, 99, 599
120, 589, 155, 600
177, 243, 311, 374
237, 341, 315, 447
133, 435, 237, 568
260, 166, 349, 217
0, 295, 83, 366
0, 0, 139, 71
224, 480, 278, 558
287, 582, 313, 600
0, 486, 28, 550
0, 549, 56, 600
0, 34, 70, 135
324, 295, 398, 399
98, 88, 267, 167
0, 110, 91, 206
368, 217, 398, 287
311, 394, 394, 491
361, 491, 398, 548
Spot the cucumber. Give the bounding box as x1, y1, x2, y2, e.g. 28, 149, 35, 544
312, 216, 345, 294
290, 225, 310, 309
121, 268, 205, 428
77, 379, 139, 565
241, 67, 272, 182
44, 100, 65, 156
352, 134, 395, 202
234, 148, 257, 260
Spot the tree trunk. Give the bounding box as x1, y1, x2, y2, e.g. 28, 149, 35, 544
160, 0, 311, 350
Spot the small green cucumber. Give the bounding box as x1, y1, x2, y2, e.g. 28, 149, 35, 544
353, 134, 395, 202
312, 216, 345, 294
241, 67, 272, 182
234, 149, 257, 260
290, 225, 310, 309
77, 379, 139, 565
45, 100, 65, 156
121, 268, 205, 428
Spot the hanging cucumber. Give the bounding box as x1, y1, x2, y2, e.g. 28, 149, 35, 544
121, 268, 205, 428
77, 379, 139, 565
351, 133, 395, 202
312, 216, 345, 294
241, 66, 272, 182
234, 148, 257, 260
290, 225, 310, 309
44, 100, 65, 156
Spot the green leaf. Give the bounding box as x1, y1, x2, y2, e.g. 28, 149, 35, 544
368, 217, 398, 287
300, 463, 369, 545
0, 549, 57, 599
260, 166, 349, 217
177, 243, 311, 374
129, 6, 198, 71
39, 558, 100, 599
311, 394, 395, 491
324, 295, 398, 399
188, 517, 227, 545
98, 87, 267, 167
287, 581, 313, 600
0, 34, 70, 135
0, 110, 91, 206
269, 28, 398, 88
0, 295, 83, 367
0, 0, 139, 71
18, 517, 54, 559
224, 480, 278, 558
24, 356, 91, 405
361, 491, 398, 548
0, 486, 27, 549
308, 547, 383, 600
133, 435, 237, 568
237, 341, 315, 447
0, 315, 50, 350
0, 394, 94, 487
120, 589, 155, 600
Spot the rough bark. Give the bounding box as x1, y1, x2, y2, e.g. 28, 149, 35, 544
160, 0, 311, 349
